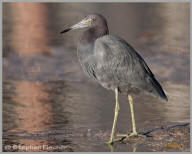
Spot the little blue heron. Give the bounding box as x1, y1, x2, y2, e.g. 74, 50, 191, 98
61, 14, 168, 144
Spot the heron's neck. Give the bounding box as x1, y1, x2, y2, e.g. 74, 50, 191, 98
80, 26, 109, 44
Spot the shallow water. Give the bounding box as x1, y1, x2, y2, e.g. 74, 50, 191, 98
3, 3, 190, 152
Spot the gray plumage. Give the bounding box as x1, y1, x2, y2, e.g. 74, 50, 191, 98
61, 13, 168, 144
61, 13, 168, 101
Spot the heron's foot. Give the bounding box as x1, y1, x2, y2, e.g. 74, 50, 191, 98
105, 138, 122, 145
105, 140, 113, 145
117, 132, 146, 141
128, 132, 146, 138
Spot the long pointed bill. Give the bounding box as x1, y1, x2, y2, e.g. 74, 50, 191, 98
60, 18, 92, 34
60, 28, 72, 34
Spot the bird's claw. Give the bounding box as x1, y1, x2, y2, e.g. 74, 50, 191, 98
128, 132, 146, 138
117, 132, 146, 141
105, 138, 122, 145
105, 140, 113, 145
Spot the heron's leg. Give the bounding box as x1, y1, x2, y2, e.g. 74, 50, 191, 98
106, 88, 120, 145
128, 95, 137, 135
128, 95, 145, 137
117, 95, 145, 138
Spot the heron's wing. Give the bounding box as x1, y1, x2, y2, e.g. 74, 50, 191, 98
94, 35, 167, 100
94, 35, 152, 85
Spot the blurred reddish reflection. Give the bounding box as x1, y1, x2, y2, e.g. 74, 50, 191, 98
12, 81, 53, 152
6, 3, 55, 151
10, 3, 51, 55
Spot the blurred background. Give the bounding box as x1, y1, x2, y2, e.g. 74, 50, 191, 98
3, 2, 190, 152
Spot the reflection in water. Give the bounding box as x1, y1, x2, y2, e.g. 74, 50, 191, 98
3, 2, 190, 152
4, 3, 54, 150
12, 81, 53, 152
3, 3, 69, 151
10, 3, 51, 55
12, 81, 52, 133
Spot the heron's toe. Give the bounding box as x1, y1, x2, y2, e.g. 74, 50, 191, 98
105, 137, 123, 145
105, 141, 114, 145
118, 132, 146, 142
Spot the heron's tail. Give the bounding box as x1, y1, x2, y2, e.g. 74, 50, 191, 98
149, 77, 168, 102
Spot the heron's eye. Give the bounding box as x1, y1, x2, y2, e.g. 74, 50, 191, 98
86, 19, 92, 25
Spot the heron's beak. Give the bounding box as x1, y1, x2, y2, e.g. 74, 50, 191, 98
60, 18, 92, 34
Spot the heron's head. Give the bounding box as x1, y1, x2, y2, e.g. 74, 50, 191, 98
60, 14, 108, 34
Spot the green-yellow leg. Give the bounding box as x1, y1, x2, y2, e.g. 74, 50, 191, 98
106, 88, 120, 145
117, 95, 145, 138
128, 95, 145, 137
128, 95, 137, 136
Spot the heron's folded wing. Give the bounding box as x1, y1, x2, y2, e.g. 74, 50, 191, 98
94, 35, 167, 101
94, 35, 152, 86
